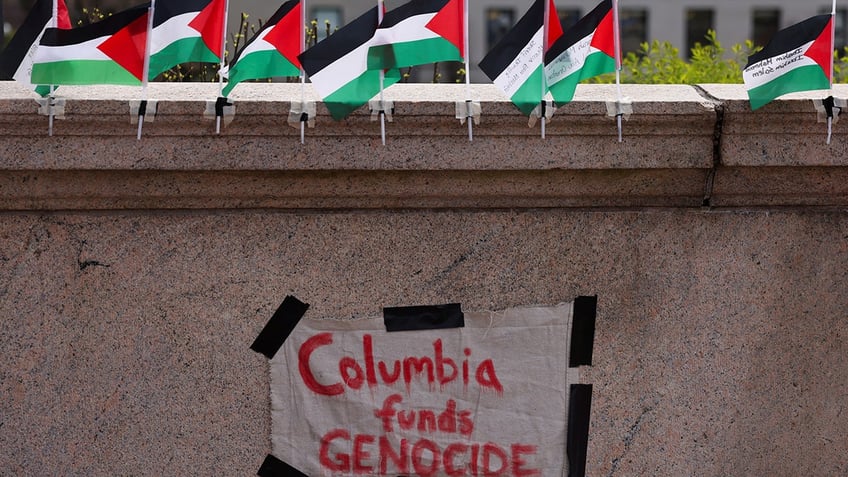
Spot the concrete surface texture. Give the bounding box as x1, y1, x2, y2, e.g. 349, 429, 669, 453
1, 82, 846, 476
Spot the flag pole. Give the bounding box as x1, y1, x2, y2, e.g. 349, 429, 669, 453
378, 0, 387, 146
138, 0, 156, 140
828, 0, 836, 144
463, 0, 472, 141
216, 0, 230, 135
300, 0, 307, 144
48, 0, 59, 137
613, 0, 623, 142
541, 0, 550, 139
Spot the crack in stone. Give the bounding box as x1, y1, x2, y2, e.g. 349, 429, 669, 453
76, 238, 110, 271
429, 227, 501, 284
690, 86, 725, 208
79, 260, 110, 271
607, 406, 652, 477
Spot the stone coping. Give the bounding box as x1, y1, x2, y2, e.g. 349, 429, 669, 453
1, 82, 847, 209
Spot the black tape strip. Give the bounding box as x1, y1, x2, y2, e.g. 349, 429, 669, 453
299, 112, 309, 122
215, 96, 232, 117
250, 295, 309, 359
567, 384, 593, 477
569, 295, 597, 367
257, 454, 308, 477
383, 303, 464, 332
137, 100, 147, 118
823, 96, 836, 118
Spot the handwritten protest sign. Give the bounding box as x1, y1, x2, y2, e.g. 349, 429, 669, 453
270, 303, 574, 476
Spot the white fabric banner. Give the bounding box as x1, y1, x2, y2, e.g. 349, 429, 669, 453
270, 303, 574, 476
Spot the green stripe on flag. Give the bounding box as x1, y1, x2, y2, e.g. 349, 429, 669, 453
548, 51, 615, 103
223, 50, 299, 96
148, 37, 219, 80
509, 64, 545, 116
747, 64, 830, 110
32, 59, 141, 85
322, 69, 401, 120
367, 37, 462, 70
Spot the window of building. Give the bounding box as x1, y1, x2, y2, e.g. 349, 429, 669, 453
686, 9, 714, 58
558, 8, 582, 31
835, 11, 847, 49
819, 7, 847, 49
486, 8, 515, 50
752, 9, 781, 48
309, 7, 342, 43
620, 9, 648, 56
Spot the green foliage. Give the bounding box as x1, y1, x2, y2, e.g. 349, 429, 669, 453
686, 31, 757, 83
617, 40, 688, 84
77, 7, 111, 26
590, 30, 761, 84
832, 48, 848, 83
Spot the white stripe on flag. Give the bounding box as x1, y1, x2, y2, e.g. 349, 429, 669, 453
545, 34, 598, 84
13, 28, 47, 87
308, 41, 372, 97
743, 41, 816, 90
492, 27, 544, 98
150, 13, 198, 55
34, 37, 112, 63
239, 31, 278, 57
371, 13, 439, 47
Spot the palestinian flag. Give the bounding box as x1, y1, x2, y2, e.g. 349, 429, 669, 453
299, 6, 401, 120
478, 0, 564, 115
545, 0, 616, 104
743, 14, 833, 110
222, 0, 301, 97
30, 3, 149, 86
367, 0, 464, 70
148, 0, 226, 80
0, 0, 71, 95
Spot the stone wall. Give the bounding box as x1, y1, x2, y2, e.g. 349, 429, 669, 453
1, 82, 846, 475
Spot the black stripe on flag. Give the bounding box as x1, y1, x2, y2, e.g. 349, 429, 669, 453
0, 0, 52, 79
39, 3, 150, 47
383, 303, 464, 332
379, 0, 448, 29
567, 384, 593, 477
230, 0, 299, 64
250, 295, 310, 359
153, 0, 210, 27
257, 454, 308, 477
745, 14, 831, 69
545, 0, 611, 64
299, 6, 380, 76
478, 0, 544, 81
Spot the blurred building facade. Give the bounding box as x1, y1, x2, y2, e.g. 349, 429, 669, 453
238, 0, 845, 82
3, 0, 844, 82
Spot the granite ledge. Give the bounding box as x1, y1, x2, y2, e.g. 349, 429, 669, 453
0, 167, 846, 210
2, 83, 848, 209
0, 82, 716, 171
699, 83, 848, 167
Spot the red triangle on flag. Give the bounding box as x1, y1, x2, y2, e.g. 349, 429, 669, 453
590, 10, 615, 58
426, 0, 464, 58
189, 0, 226, 58
57, 0, 71, 29
804, 17, 834, 81
263, 1, 302, 69
97, 12, 149, 81
546, 0, 563, 50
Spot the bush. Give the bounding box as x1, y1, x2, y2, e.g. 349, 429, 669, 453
589, 30, 758, 84
591, 29, 848, 85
